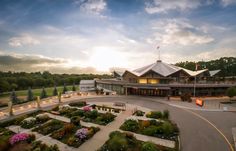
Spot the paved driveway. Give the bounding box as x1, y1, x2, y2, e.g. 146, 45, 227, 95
83, 96, 235, 151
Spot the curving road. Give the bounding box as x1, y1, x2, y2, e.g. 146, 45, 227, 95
81, 96, 236, 151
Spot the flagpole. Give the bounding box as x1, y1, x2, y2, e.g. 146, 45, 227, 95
194, 63, 198, 97
157, 46, 160, 60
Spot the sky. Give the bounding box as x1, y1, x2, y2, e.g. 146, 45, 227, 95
0, 0, 236, 74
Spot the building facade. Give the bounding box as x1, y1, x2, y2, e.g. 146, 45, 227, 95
96, 60, 236, 97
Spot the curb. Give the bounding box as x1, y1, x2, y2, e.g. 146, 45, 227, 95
168, 103, 224, 112
178, 135, 181, 151
232, 128, 236, 151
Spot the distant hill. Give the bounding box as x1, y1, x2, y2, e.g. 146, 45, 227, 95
175, 57, 236, 77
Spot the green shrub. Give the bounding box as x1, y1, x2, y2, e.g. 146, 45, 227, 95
146, 111, 162, 119
135, 110, 145, 116
109, 131, 124, 138
120, 119, 139, 132
162, 121, 174, 136
71, 116, 81, 126
107, 134, 128, 151
162, 110, 169, 119
141, 142, 159, 151
31, 141, 60, 151
84, 110, 98, 119
142, 125, 161, 136
226, 87, 236, 100
71, 110, 85, 117
69, 101, 87, 107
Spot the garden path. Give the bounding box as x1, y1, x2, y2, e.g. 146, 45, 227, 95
77, 109, 133, 151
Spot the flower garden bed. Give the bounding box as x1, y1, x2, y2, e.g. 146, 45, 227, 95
0, 128, 59, 151
32, 119, 65, 135
58, 106, 116, 125
20, 113, 51, 129
120, 119, 179, 141
98, 131, 177, 151
50, 123, 100, 148
82, 110, 116, 125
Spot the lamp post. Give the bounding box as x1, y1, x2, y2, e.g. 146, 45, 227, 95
8, 101, 13, 116
36, 96, 41, 109
58, 92, 61, 103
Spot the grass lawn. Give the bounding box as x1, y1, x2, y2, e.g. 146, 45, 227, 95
0, 85, 78, 106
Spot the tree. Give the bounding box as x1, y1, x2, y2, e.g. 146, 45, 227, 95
0, 80, 10, 93
72, 83, 76, 91
10, 90, 18, 104
53, 86, 58, 96
40, 87, 47, 99
27, 87, 34, 101
62, 83, 67, 94
226, 87, 236, 101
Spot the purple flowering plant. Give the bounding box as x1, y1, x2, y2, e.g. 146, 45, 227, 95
75, 128, 88, 140
9, 133, 29, 145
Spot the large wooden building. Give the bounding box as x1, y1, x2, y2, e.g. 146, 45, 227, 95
96, 60, 236, 97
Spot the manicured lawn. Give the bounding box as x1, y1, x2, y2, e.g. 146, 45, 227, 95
0, 85, 78, 107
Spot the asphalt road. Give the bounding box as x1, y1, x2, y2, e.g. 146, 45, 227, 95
82, 96, 236, 151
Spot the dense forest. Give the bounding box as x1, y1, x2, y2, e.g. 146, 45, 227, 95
0, 71, 112, 93
175, 57, 236, 77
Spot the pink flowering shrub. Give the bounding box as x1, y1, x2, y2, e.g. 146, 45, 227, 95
9, 133, 29, 145
83, 106, 91, 112
75, 128, 88, 140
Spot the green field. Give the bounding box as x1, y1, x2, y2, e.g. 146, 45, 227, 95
0, 85, 79, 106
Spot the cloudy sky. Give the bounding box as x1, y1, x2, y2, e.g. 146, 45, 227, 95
0, 0, 236, 74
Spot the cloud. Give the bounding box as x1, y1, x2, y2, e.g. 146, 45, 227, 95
145, 0, 202, 14
74, 0, 106, 15
8, 34, 40, 47
151, 19, 214, 45
221, 0, 236, 6
0, 51, 103, 74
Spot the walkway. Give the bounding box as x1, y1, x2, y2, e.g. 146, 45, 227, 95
78, 109, 132, 151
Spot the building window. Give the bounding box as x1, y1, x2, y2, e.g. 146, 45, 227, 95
147, 79, 159, 84
139, 79, 147, 84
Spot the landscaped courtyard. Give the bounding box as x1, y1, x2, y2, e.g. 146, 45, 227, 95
0, 100, 179, 151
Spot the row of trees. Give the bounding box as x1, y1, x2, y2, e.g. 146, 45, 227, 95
10, 84, 77, 104
175, 57, 236, 77
0, 71, 111, 93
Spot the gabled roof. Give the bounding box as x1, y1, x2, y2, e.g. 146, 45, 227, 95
133, 60, 181, 77
209, 70, 221, 76
125, 60, 210, 77
113, 71, 125, 77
